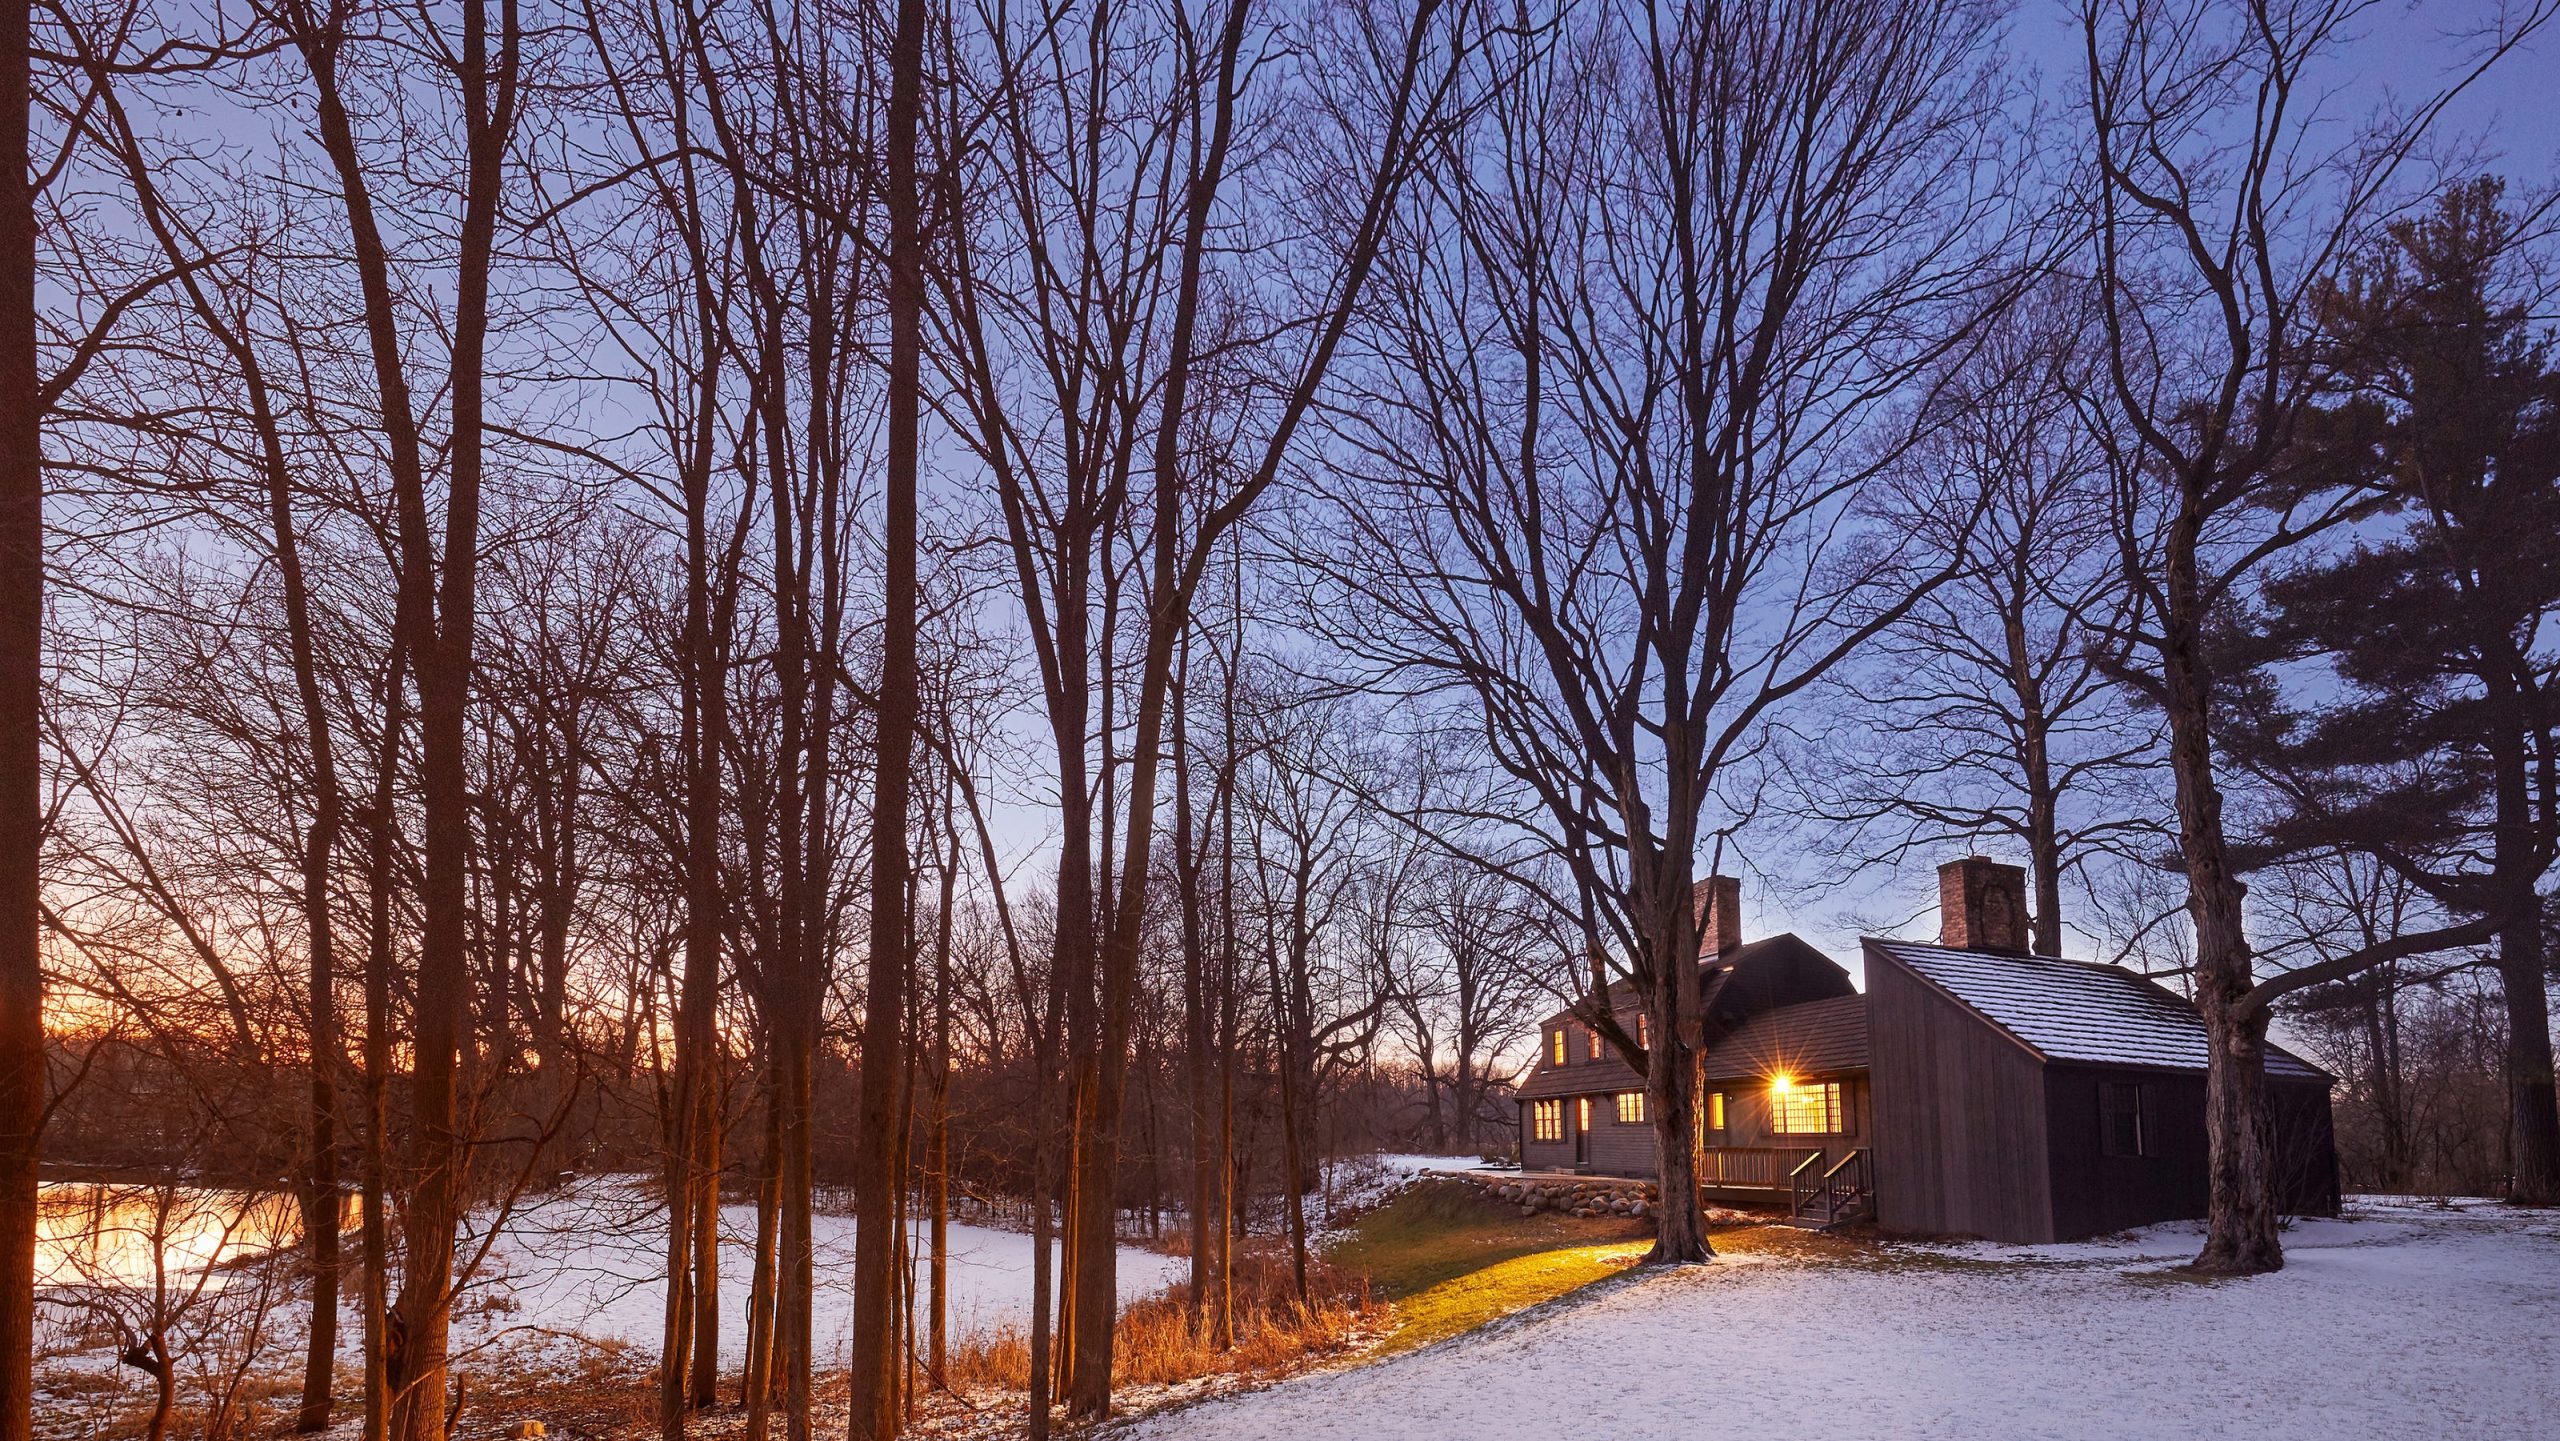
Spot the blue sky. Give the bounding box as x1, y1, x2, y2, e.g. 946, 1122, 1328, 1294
1747, 1, 2560, 976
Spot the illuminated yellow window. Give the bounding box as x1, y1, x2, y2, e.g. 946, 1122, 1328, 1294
1616, 1091, 1645, 1125
1707, 1091, 1726, 1132
1550, 1029, 1566, 1065
1533, 1099, 1562, 1142
1769, 1078, 1841, 1135
1576, 1097, 1592, 1132
1638, 1014, 1649, 1051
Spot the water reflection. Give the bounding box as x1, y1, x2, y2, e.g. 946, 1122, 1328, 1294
38, 1183, 343, 1289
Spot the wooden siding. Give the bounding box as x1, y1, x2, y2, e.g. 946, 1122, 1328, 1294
1514, 934, 1856, 1102
2042, 1066, 2342, 1239
1866, 953, 2055, 1241
1520, 1087, 1665, 1177
1700, 1071, 1870, 1198
1519, 1069, 1873, 1189
2040, 1065, 2209, 1239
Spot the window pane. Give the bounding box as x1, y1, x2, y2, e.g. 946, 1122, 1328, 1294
1617, 1091, 1644, 1125
1771, 1080, 1840, 1134
2100, 1083, 2144, 1157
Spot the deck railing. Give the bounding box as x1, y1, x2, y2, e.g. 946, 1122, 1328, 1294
1786, 1148, 1828, 1216
1696, 1145, 1823, 1191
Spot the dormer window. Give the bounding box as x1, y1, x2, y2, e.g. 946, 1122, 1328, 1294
1550, 1028, 1566, 1066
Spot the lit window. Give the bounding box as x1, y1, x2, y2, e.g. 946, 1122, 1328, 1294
1583, 1025, 1602, 1062
1550, 1029, 1565, 1065
1617, 1091, 1645, 1125
1638, 1014, 1650, 1051
1769, 1079, 1841, 1135
2100, 1081, 2146, 1157
1576, 1097, 1591, 1133
1707, 1091, 1726, 1132
1533, 1099, 1562, 1143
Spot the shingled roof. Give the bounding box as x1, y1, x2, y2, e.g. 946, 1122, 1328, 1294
1514, 935, 1856, 1100
1864, 940, 2327, 1080
1701, 993, 1868, 1082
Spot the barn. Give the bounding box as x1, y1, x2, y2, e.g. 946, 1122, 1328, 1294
1513, 857, 2342, 1243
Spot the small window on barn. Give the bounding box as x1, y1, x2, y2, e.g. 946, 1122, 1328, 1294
1769, 1079, 1841, 1135
2100, 1081, 2146, 1157
1533, 1099, 1562, 1143
1616, 1091, 1645, 1125
1550, 1029, 1566, 1066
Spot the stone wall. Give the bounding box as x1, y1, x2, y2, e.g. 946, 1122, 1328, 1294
1422, 1169, 1656, 1219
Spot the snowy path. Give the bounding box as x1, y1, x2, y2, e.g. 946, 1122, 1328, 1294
1124, 1198, 2560, 1440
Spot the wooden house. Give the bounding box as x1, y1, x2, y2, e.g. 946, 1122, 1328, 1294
1513, 857, 2342, 1242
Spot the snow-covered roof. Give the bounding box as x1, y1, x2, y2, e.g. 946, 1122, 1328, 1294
1866, 940, 2325, 1080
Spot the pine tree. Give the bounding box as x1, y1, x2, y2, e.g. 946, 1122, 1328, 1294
2228, 178, 2560, 1204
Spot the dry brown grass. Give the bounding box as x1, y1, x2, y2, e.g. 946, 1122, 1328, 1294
941, 1244, 1382, 1395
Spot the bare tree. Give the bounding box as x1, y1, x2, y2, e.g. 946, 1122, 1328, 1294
1317, 0, 2025, 1263
931, 0, 1458, 1410
2075, 0, 2551, 1272
847, 0, 926, 1423
1792, 287, 2163, 955
0, 0, 42, 1424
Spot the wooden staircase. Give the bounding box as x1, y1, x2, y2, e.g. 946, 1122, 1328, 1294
1786, 1147, 1871, 1230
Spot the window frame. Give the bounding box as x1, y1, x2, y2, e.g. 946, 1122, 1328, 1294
1532, 1098, 1562, 1143
1769, 1079, 1843, 1136
1550, 1028, 1566, 1066
2099, 1080, 2146, 1158
1706, 1090, 1727, 1133
1616, 1091, 1645, 1125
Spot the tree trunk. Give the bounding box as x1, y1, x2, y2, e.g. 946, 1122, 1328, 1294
2498, 919, 2560, 1205
742, 1073, 780, 1441
0, 0, 40, 1423
1026, 1057, 1058, 1441
848, 0, 922, 1420
1175, 721, 1216, 1321
358, 644, 404, 1441
1643, 886, 1711, 1265
690, 1085, 720, 1407
2160, 522, 2283, 1275
927, 814, 956, 1390
2358, 981, 2409, 1191
775, 1016, 813, 1441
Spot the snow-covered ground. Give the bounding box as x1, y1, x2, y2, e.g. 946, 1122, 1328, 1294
1125, 1196, 2560, 1440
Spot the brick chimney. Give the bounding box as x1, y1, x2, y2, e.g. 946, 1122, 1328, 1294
1692, 874, 1742, 956
1938, 855, 2029, 954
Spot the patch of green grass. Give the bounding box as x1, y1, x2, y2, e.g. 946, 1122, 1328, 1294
1326, 1179, 1655, 1353
1379, 1240, 1653, 1354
